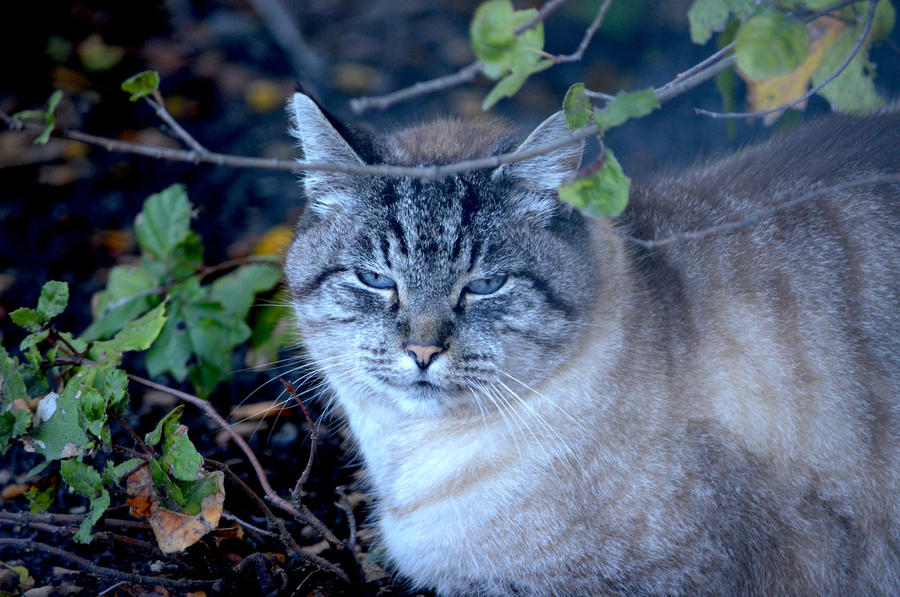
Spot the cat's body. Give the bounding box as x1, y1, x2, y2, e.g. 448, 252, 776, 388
285, 92, 900, 595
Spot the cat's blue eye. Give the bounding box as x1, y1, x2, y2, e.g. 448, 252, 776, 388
466, 275, 508, 295
357, 269, 396, 289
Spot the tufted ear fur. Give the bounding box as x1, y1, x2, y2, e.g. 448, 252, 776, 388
491, 111, 584, 222
491, 111, 584, 191
289, 92, 365, 213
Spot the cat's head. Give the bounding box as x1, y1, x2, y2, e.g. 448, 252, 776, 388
285, 92, 597, 418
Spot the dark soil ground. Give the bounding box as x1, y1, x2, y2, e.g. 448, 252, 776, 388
1, 1, 899, 595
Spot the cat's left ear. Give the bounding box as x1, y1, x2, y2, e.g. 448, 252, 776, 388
491, 111, 584, 192
289, 92, 366, 213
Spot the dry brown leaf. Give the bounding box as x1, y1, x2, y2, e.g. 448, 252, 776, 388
124, 464, 155, 519
150, 471, 225, 554
229, 401, 289, 421
0, 484, 30, 500
742, 16, 846, 124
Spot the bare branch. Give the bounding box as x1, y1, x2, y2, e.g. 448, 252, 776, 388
696, 0, 877, 120
0, 538, 215, 590
246, 0, 324, 80
280, 378, 318, 503
515, 0, 569, 34
349, 62, 483, 114
551, 0, 614, 63
335, 486, 359, 552
145, 90, 208, 155
655, 42, 735, 101
2, 106, 601, 180
656, 56, 736, 103
349, 0, 585, 113
620, 173, 900, 250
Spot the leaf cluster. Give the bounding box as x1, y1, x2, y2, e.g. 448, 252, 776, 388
0, 185, 283, 546
470, 0, 553, 109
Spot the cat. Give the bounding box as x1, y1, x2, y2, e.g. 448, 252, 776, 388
284, 91, 900, 596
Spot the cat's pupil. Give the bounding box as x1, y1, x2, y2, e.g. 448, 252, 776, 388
466, 275, 508, 295
357, 269, 396, 289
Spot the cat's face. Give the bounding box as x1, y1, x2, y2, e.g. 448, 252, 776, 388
285, 93, 595, 417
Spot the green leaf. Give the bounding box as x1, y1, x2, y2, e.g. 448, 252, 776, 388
812, 25, 884, 114
90, 302, 167, 362
35, 123, 54, 146
688, 0, 731, 44
163, 431, 203, 482
557, 148, 631, 218
74, 490, 109, 543
37, 281, 68, 320
735, 13, 810, 80
1, 346, 28, 407
483, 67, 534, 110
0, 409, 32, 453
25, 485, 57, 513
11, 110, 48, 121
145, 405, 184, 447
563, 83, 592, 129
106, 458, 145, 483
121, 70, 161, 102
247, 301, 294, 367
10, 308, 45, 331
179, 471, 223, 516
210, 264, 281, 320
60, 457, 112, 542
593, 89, 660, 131
144, 280, 203, 381
135, 185, 193, 261
870, 0, 896, 42
470, 0, 517, 64
46, 90, 63, 115
30, 386, 91, 460
60, 457, 103, 497
169, 230, 204, 281
149, 457, 185, 508
81, 265, 160, 342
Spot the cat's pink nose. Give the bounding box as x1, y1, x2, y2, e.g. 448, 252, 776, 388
405, 343, 444, 370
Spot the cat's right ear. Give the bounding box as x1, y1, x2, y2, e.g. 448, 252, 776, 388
289, 92, 364, 213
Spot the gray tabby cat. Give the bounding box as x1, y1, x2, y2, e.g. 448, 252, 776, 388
285, 91, 900, 596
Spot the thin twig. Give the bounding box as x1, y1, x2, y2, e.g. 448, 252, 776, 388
696, 0, 877, 120
334, 487, 358, 553
0, 538, 215, 590
3, 107, 600, 180
349, 62, 483, 114
656, 42, 735, 98
551, 0, 613, 63
279, 378, 318, 502
657, 56, 736, 103
125, 373, 345, 552
203, 458, 349, 584
246, 0, 324, 80
620, 173, 900, 250
146, 91, 208, 155
221, 511, 280, 539
350, 0, 578, 113
514, 0, 568, 34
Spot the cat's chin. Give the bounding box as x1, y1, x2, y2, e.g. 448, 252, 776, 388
389, 380, 466, 418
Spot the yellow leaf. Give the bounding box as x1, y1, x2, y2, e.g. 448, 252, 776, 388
741, 16, 846, 125
253, 224, 293, 257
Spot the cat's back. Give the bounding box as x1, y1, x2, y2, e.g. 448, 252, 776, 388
620, 106, 900, 364
614, 105, 900, 488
